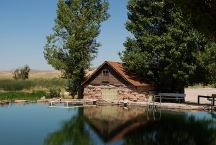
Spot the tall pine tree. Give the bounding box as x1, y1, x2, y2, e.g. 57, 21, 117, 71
44, 0, 109, 97
121, 0, 216, 92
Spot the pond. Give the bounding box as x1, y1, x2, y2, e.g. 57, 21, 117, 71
0, 104, 216, 145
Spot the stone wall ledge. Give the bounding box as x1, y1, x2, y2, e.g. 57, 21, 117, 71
86, 99, 205, 111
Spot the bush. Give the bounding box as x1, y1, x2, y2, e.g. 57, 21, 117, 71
212, 81, 216, 88
46, 88, 61, 98
13, 65, 30, 80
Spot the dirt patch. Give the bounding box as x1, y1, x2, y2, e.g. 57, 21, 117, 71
185, 87, 216, 104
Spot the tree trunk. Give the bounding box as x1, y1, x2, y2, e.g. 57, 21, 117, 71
78, 85, 84, 99
77, 68, 85, 99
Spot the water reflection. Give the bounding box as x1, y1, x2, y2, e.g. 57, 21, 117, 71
44, 109, 94, 145
44, 106, 216, 145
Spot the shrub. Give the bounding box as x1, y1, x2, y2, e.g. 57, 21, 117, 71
13, 65, 30, 80
46, 88, 61, 98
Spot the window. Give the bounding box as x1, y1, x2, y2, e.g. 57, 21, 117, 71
102, 81, 109, 84
103, 69, 109, 76
102, 69, 109, 84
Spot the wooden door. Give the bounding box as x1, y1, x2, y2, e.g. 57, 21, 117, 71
101, 88, 117, 101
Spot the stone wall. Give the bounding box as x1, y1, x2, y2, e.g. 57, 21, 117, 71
84, 85, 103, 100
83, 85, 150, 102
118, 86, 149, 102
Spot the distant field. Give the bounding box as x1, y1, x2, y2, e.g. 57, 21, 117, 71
0, 70, 61, 79
0, 70, 66, 100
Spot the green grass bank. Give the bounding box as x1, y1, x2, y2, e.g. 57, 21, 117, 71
0, 78, 66, 101
0, 78, 66, 91
0, 91, 46, 101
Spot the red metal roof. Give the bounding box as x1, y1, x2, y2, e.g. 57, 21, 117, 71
83, 61, 152, 87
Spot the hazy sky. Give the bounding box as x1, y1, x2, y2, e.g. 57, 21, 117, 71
0, 0, 129, 70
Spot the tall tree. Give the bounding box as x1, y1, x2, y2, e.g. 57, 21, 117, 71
170, 0, 216, 40
121, 0, 216, 92
44, 0, 109, 98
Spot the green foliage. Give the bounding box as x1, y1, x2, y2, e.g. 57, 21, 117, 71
66, 78, 80, 97
0, 91, 46, 101
44, 0, 109, 97
46, 88, 61, 98
197, 43, 216, 85
121, 0, 216, 92
169, 0, 216, 40
13, 65, 30, 80
0, 79, 33, 91
0, 78, 66, 91
30, 78, 66, 90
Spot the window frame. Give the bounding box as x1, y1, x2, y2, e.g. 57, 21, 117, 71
102, 69, 109, 76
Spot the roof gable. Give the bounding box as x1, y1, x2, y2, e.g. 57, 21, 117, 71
82, 61, 152, 87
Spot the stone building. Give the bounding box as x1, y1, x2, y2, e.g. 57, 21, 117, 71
82, 61, 154, 102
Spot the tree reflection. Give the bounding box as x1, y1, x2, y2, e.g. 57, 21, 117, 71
44, 107, 216, 145
210, 112, 216, 118
44, 108, 94, 145
123, 111, 216, 145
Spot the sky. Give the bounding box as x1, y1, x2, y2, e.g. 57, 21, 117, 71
0, 0, 130, 70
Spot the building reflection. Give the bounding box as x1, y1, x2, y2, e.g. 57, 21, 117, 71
44, 106, 216, 145
84, 106, 161, 143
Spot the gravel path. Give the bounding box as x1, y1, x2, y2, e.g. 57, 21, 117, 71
130, 87, 216, 111
185, 87, 216, 104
